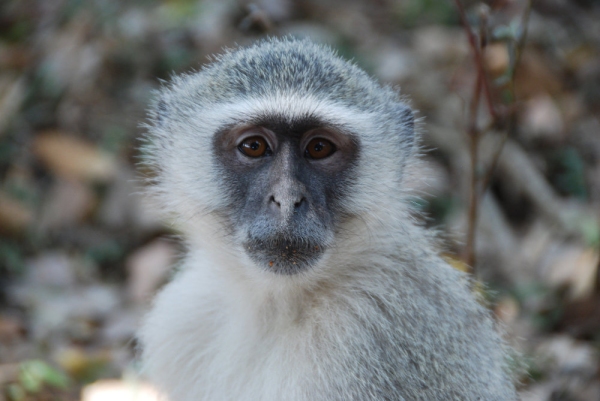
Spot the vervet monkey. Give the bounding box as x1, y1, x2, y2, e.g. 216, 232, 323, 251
138, 37, 517, 400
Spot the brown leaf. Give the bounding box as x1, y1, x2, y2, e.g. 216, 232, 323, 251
37, 179, 96, 230
557, 295, 600, 339
514, 51, 562, 98
484, 43, 509, 78
32, 132, 116, 182
494, 296, 520, 325
126, 239, 176, 304
0, 315, 25, 343
546, 246, 599, 300
0, 193, 33, 234
520, 95, 565, 141
0, 75, 26, 137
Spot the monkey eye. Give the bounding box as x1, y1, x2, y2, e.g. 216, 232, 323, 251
239, 136, 271, 158
305, 138, 336, 160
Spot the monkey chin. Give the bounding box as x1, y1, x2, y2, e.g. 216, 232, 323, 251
243, 236, 325, 275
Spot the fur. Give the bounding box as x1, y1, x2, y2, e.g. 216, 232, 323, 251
138, 37, 517, 400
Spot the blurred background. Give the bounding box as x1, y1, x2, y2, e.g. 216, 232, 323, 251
0, 0, 599, 400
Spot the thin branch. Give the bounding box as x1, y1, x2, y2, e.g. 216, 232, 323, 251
514, 0, 533, 77
463, 72, 483, 270
454, 0, 533, 278
453, 0, 497, 120
479, 0, 533, 196
459, 1, 489, 274
596, 252, 600, 292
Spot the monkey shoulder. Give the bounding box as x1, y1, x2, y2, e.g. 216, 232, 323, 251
303, 252, 517, 400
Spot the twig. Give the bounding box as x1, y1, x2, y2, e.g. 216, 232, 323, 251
596, 253, 600, 292
457, 1, 490, 274
463, 70, 483, 270
454, 0, 533, 279
478, 0, 532, 196
453, 0, 497, 120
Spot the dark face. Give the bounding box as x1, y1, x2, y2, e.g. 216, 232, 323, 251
213, 115, 359, 275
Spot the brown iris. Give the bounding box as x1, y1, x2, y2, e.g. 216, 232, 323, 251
305, 138, 335, 159
239, 136, 270, 157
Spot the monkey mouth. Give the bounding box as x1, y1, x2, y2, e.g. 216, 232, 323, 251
244, 236, 325, 275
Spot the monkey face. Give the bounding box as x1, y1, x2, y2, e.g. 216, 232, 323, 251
213, 114, 359, 275
146, 39, 415, 277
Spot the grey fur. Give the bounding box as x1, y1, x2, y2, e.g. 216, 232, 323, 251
138, 37, 517, 401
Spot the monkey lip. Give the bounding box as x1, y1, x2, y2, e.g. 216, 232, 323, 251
243, 236, 325, 275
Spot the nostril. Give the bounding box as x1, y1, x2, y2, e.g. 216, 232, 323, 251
269, 195, 281, 208
294, 197, 306, 209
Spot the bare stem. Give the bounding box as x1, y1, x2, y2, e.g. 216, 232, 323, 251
463, 69, 483, 272
454, 0, 533, 278
453, 0, 497, 120
479, 0, 533, 196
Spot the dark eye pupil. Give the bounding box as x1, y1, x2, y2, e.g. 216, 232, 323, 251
306, 138, 335, 159
239, 136, 269, 158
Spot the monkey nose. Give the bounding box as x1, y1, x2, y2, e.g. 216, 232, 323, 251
268, 193, 307, 218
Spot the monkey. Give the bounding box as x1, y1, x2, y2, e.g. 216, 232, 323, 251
138, 37, 518, 401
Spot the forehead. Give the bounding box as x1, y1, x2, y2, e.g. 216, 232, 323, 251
198, 40, 380, 108
247, 113, 327, 135
202, 93, 376, 138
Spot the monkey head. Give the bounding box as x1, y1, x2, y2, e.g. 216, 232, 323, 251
143, 38, 415, 276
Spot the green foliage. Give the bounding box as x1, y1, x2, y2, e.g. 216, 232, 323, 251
2, 20, 31, 42
159, 46, 196, 74
6, 360, 70, 401
394, 0, 458, 28
412, 195, 459, 227
520, 354, 546, 383
551, 147, 587, 200
19, 360, 69, 392
160, 0, 200, 23
565, 215, 600, 248
6, 384, 26, 401
4, 178, 39, 207
512, 282, 565, 331
492, 23, 522, 42
101, 124, 130, 155
579, 218, 600, 247
0, 138, 15, 165
0, 240, 25, 274
60, 0, 87, 23
85, 239, 125, 265
490, 21, 528, 90
0, 0, 33, 43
